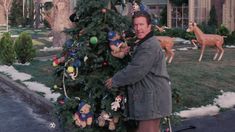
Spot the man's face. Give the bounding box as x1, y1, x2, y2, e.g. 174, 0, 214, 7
133, 16, 151, 39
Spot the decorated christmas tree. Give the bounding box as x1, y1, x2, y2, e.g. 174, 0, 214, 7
52, 0, 137, 131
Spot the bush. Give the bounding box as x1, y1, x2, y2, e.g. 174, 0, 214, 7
9, 0, 24, 26
225, 31, 235, 45
217, 25, 230, 36
0, 32, 16, 65
198, 22, 216, 34
14, 32, 36, 64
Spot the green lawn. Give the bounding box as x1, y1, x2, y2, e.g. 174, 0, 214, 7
13, 46, 235, 112
5, 27, 235, 112
168, 48, 235, 111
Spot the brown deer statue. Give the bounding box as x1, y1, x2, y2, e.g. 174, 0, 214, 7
156, 36, 175, 64
155, 25, 175, 64
186, 22, 225, 62
155, 25, 166, 32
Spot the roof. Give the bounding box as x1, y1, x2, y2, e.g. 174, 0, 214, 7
143, 0, 167, 5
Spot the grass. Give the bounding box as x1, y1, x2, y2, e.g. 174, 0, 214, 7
13, 46, 235, 113
9, 27, 56, 87
2, 27, 235, 113
168, 48, 235, 111
13, 60, 55, 87
9, 27, 59, 57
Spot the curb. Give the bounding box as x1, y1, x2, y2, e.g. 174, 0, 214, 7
0, 74, 54, 112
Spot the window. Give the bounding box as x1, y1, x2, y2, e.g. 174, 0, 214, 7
171, 4, 189, 29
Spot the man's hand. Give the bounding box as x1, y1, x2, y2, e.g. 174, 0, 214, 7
105, 78, 112, 89
123, 46, 130, 55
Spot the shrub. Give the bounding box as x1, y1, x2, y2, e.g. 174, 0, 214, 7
198, 22, 216, 34
14, 32, 36, 64
9, 0, 24, 26
225, 31, 235, 45
217, 25, 230, 36
0, 32, 16, 65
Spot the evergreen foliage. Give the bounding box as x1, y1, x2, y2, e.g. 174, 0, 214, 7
53, 0, 133, 131
198, 22, 216, 34
0, 32, 15, 65
9, 0, 24, 26
14, 32, 36, 64
159, 6, 167, 26
208, 5, 218, 28
217, 25, 230, 37
225, 31, 235, 45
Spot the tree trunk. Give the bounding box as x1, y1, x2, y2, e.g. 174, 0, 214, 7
29, 0, 34, 27
1, 0, 12, 31
6, 9, 8, 31
44, 0, 74, 47
34, 0, 41, 28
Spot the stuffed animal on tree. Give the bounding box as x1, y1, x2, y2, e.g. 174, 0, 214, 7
108, 31, 130, 58
97, 111, 119, 131
73, 101, 93, 128
111, 95, 122, 111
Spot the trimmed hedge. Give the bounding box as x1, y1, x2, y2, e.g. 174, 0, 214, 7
0, 32, 16, 65
14, 32, 36, 64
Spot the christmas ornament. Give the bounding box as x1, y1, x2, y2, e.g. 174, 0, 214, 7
66, 66, 77, 80
131, 1, 149, 14
73, 101, 93, 128
67, 66, 74, 73
52, 56, 65, 67
65, 39, 74, 49
108, 31, 129, 58
58, 100, 64, 105
53, 85, 62, 90
73, 59, 81, 68
53, 85, 58, 89
97, 111, 119, 131
101, 8, 107, 13
102, 61, 109, 67
84, 56, 88, 62
57, 98, 67, 105
111, 95, 122, 111
90, 36, 98, 45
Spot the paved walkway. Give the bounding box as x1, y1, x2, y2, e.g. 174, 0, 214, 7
0, 75, 61, 132
173, 109, 235, 132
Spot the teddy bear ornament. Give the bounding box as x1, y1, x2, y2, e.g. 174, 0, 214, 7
111, 95, 122, 111
73, 101, 93, 128
108, 31, 129, 58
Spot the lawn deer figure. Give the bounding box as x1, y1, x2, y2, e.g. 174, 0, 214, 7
155, 25, 175, 64
156, 25, 166, 32
186, 22, 225, 62
156, 36, 175, 64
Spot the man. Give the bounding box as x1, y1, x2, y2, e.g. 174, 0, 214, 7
105, 11, 172, 132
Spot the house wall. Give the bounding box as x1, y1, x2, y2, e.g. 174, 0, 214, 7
223, 0, 235, 31
0, 5, 6, 25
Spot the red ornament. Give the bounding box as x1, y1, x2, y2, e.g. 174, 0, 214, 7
102, 61, 109, 66
58, 99, 65, 105
54, 59, 59, 65
101, 8, 107, 13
